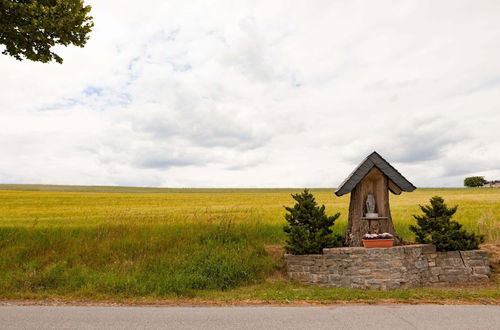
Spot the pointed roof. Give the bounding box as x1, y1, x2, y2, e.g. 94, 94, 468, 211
335, 151, 416, 196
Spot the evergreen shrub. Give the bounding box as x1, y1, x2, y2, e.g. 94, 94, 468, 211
409, 196, 484, 251
283, 189, 343, 254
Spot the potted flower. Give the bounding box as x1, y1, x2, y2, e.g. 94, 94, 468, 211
362, 233, 394, 248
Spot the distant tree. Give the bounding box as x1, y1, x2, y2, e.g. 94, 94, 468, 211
409, 196, 484, 251
0, 0, 93, 63
283, 189, 343, 254
464, 176, 487, 187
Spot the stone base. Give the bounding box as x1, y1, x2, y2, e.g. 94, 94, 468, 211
285, 245, 491, 289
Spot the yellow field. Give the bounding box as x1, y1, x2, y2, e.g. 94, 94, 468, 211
0, 186, 499, 242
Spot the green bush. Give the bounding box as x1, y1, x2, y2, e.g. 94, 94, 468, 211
409, 196, 484, 251
283, 189, 343, 254
464, 176, 487, 187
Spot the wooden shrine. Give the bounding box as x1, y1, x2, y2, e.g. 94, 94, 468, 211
335, 151, 416, 247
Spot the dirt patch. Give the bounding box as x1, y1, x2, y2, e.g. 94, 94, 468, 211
1, 297, 499, 307
264, 245, 285, 259
264, 245, 288, 281
481, 244, 500, 280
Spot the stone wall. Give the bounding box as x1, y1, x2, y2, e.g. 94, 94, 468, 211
285, 244, 491, 289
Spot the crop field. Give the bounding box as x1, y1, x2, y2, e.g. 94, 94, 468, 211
0, 184, 499, 303
1, 185, 498, 240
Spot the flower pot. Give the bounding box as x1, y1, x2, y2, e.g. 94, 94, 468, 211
362, 239, 394, 248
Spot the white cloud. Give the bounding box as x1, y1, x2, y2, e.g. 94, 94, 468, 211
1, 0, 500, 187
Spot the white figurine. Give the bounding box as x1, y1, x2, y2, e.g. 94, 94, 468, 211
365, 193, 378, 218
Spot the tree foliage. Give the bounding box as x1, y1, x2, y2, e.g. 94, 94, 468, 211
464, 176, 487, 187
0, 0, 93, 63
283, 189, 343, 255
409, 196, 484, 251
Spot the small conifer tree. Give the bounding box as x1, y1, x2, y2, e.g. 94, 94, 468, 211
283, 189, 343, 254
409, 196, 484, 251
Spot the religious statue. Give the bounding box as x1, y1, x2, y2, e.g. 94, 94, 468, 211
365, 193, 377, 218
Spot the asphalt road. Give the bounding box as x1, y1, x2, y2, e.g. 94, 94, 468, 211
1, 305, 499, 329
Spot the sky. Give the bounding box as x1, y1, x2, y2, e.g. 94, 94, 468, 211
1, 0, 500, 188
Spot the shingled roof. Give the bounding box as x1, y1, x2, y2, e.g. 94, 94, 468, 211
335, 151, 416, 196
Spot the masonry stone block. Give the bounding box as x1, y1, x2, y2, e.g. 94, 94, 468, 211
462, 259, 487, 267
470, 274, 489, 282
285, 246, 490, 290
414, 260, 428, 269
446, 251, 461, 258
473, 266, 491, 275
421, 245, 437, 254
444, 268, 468, 275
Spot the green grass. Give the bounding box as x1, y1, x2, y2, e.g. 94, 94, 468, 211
0, 185, 499, 303
0, 221, 277, 297
199, 281, 500, 304
2, 281, 499, 305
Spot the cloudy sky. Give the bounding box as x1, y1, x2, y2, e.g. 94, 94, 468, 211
1, 0, 500, 188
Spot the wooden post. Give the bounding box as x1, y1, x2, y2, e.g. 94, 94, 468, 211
335, 152, 416, 247
344, 168, 398, 247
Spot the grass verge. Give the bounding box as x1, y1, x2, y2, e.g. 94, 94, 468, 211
1, 281, 499, 305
